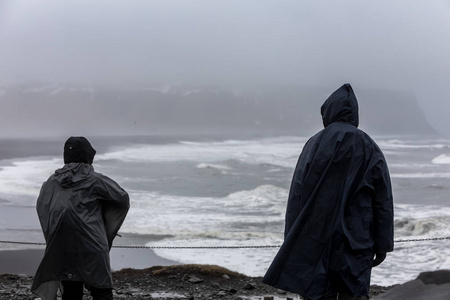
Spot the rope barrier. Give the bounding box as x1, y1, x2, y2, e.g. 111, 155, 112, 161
113, 245, 280, 249
393, 236, 450, 243
0, 236, 449, 249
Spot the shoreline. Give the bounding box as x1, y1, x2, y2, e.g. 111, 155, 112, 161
2, 249, 449, 299
0, 247, 177, 276
0, 263, 394, 300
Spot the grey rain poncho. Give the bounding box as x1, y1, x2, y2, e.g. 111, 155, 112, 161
262, 84, 394, 300
32, 146, 129, 299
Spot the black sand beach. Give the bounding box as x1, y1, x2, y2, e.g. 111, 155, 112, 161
3, 248, 448, 299
3, 261, 450, 300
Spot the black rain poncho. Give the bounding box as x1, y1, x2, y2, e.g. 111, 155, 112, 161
31, 161, 129, 300
262, 84, 394, 299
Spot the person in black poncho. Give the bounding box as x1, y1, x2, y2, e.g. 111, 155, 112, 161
32, 137, 130, 300
263, 84, 394, 300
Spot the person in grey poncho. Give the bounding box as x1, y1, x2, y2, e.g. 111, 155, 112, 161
32, 137, 130, 300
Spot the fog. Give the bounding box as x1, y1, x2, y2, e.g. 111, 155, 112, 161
1, 0, 450, 135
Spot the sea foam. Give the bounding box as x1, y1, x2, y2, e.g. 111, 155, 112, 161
432, 154, 450, 164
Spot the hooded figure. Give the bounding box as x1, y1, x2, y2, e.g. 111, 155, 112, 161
262, 84, 394, 300
32, 137, 130, 300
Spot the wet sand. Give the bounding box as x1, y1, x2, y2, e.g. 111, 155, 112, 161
0, 248, 176, 276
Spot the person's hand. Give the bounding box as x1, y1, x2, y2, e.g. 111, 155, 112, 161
373, 253, 386, 267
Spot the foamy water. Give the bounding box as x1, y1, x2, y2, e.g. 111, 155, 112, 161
1, 135, 450, 286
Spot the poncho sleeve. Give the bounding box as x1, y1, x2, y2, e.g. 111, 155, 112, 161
96, 175, 130, 248
36, 178, 57, 244
284, 133, 322, 238
371, 150, 394, 254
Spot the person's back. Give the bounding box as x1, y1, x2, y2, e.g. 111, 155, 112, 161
32, 137, 130, 300
263, 84, 394, 300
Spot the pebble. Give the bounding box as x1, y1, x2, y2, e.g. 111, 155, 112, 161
244, 283, 256, 290
187, 276, 204, 284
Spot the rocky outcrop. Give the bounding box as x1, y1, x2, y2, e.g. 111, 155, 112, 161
373, 270, 450, 300
1, 264, 392, 299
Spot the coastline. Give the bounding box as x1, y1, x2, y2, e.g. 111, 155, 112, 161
2, 258, 449, 300
0, 246, 395, 299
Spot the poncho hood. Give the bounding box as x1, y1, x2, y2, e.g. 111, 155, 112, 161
321, 83, 359, 128
54, 163, 94, 188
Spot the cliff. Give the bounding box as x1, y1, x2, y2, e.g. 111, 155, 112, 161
0, 84, 437, 137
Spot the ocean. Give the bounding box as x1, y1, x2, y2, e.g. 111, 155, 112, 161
1, 135, 450, 286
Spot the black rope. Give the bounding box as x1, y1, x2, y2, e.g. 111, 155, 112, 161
393, 236, 450, 243
0, 236, 449, 249
113, 245, 280, 249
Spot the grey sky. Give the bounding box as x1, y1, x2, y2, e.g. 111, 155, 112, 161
1, 0, 450, 132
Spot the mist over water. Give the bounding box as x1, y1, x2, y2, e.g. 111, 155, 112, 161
1, 0, 450, 136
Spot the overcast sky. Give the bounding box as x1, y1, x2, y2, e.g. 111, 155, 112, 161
1, 0, 450, 132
